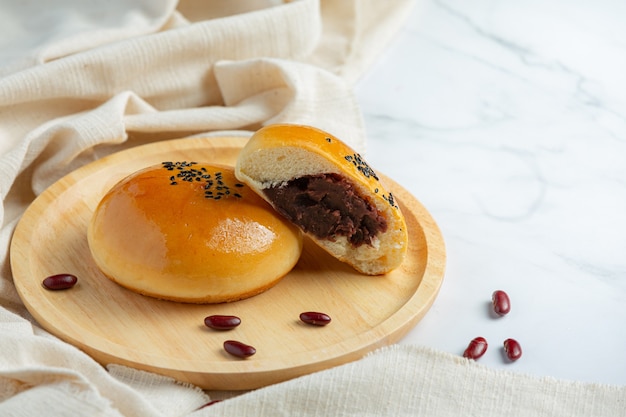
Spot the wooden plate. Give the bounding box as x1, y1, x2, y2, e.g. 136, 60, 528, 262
11, 136, 445, 390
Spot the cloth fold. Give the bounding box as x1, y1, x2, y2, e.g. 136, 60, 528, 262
0, 0, 179, 76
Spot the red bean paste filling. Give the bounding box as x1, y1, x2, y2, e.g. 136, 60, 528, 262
263, 174, 387, 247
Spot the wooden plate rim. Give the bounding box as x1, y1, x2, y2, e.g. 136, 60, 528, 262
10, 136, 446, 388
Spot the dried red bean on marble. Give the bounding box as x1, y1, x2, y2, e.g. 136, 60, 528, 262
503, 338, 522, 361
492, 290, 511, 316
42, 274, 78, 290
223, 340, 256, 358
299, 311, 332, 326
463, 336, 488, 360
204, 315, 241, 330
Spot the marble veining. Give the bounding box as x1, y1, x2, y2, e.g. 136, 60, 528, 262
356, 0, 626, 385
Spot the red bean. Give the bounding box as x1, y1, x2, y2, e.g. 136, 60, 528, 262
463, 336, 488, 360
42, 274, 78, 290
223, 340, 256, 358
198, 400, 222, 409
492, 290, 511, 316
503, 338, 522, 361
299, 311, 331, 326
204, 315, 241, 330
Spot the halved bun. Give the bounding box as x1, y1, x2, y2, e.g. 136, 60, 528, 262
88, 162, 303, 303
235, 124, 408, 275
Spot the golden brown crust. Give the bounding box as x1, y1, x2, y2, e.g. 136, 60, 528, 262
235, 124, 408, 275
88, 162, 303, 303
102, 271, 285, 304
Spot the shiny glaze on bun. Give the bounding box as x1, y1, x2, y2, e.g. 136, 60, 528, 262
88, 162, 303, 303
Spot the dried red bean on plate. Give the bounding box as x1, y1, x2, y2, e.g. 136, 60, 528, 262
42, 274, 78, 290
299, 311, 332, 326
204, 315, 241, 330
223, 340, 256, 358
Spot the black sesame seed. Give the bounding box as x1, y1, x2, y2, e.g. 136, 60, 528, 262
345, 153, 379, 181
382, 193, 399, 209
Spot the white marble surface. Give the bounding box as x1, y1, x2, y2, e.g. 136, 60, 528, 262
356, 0, 626, 386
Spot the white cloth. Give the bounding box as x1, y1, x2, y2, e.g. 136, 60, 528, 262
1, 1, 624, 416
200, 345, 626, 417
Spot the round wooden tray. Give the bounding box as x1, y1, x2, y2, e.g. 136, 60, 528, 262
10, 136, 445, 390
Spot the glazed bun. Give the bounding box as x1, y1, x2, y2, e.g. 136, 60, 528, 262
235, 124, 408, 275
88, 162, 303, 303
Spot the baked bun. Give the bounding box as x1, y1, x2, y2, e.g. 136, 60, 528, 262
88, 162, 303, 303
235, 124, 408, 275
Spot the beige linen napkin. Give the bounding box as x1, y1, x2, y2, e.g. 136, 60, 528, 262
198, 345, 626, 417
